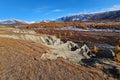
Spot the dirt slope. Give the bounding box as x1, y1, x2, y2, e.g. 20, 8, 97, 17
0, 37, 108, 80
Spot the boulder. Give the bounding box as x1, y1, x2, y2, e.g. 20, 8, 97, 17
95, 49, 115, 59
78, 44, 94, 59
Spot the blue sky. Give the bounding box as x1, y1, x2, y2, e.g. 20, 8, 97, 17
0, 0, 120, 22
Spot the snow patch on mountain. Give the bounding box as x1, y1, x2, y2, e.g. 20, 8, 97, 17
0, 19, 27, 24
56, 10, 120, 22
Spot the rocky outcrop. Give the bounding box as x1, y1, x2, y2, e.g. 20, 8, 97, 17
77, 44, 94, 58
94, 49, 115, 59
0, 27, 94, 63
41, 44, 94, 63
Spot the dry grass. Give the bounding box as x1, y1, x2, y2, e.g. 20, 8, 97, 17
0, 26, 119, 80
115, 53, 120, 62
0, 37, 108, 80
36, 29, 120, 45
15, 22, 120, 29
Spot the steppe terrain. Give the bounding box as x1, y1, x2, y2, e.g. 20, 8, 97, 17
0, 26, 120, 80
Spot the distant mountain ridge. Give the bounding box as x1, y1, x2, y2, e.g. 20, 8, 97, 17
0, 10, 120, 24
56, 10, 120, 22
0, 19, 27, 25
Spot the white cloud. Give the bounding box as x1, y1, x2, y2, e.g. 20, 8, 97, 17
45, 9, 63, 15
85, 5, 120, 14
107, 5, 120, 11
52, 9, 63, 12
61, 5, 120, 17
26, 21, 35, 24
91, 5, 120, 13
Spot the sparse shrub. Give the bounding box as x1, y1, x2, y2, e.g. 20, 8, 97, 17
115, 45, 120, 51
92, 45, 99, 53
114, 53, 120, 62
114, 45, 120, 62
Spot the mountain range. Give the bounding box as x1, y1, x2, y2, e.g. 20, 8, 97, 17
0, 19, 27, 25
56, 10, 120, 22
0, 10, 120, 25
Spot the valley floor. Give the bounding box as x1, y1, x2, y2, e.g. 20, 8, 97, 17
36, 28, 120, 45
0, 26, 120, 80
